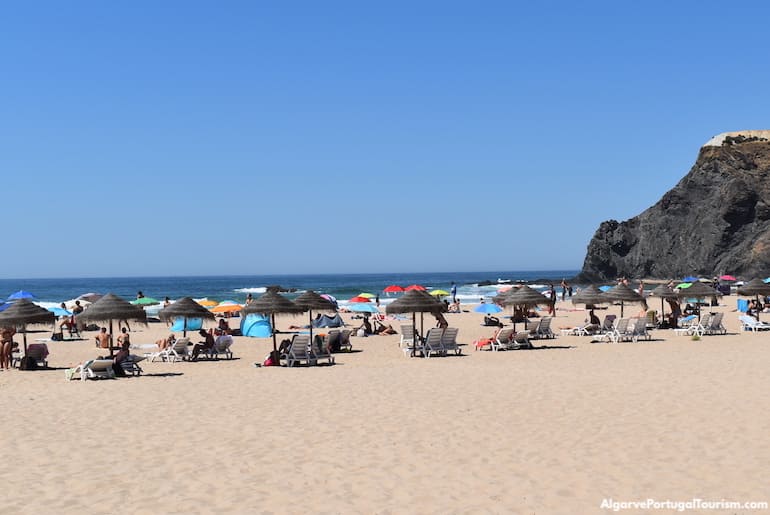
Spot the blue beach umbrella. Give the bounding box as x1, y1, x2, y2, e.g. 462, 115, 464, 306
48, 307, 73, 317
349, 303, 379, 314
474, 304, 503, 314
598, 285, 612, 292
763, 278, 770, 284
0, 303, 9, 312
8, 290, 35, 301
683, 276, 698, 283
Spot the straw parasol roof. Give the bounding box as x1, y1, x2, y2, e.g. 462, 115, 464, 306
571, 285, 609, 306
386, 290, 445, 356
385, 289, 445, 315
500, 285, 549, 307
736, 278, 770, 297
241, 291, 303, 355
0, 299, 55, 355
603, 283, 644, 317
76, 293, 147, 357
648, 284, 678, 299
76, 293, 148, 324
293, 290, 338, 343
675, 281, 721, 299
158, 297, 215, 336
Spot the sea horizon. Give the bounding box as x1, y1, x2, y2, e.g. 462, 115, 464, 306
0, 269, 581, 305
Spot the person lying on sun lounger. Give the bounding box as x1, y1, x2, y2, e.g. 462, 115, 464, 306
373, 321, 397, 335
155, 333, 176, 351
483, 315, 502, 327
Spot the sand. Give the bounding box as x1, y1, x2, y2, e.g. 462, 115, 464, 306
1, 300, 769, 514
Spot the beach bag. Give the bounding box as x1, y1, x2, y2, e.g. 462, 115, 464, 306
51, 332, 63, 341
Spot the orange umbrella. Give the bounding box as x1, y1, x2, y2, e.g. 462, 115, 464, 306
348, 296, 371, 303
405, 284, 426, 291
210, 303, 243, 313
196, 298, 218, 307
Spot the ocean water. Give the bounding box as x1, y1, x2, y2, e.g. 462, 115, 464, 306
0, 270, 579, 308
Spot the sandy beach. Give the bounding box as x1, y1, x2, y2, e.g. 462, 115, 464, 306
2, 300, 769, 514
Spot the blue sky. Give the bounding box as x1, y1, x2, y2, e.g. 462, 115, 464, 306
2, 1, 770, 278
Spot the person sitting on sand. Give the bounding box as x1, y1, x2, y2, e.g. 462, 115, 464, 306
117, 327, 130, 348
0, 326, 16, 370
356, 315, 373, 336
156, 333, 176, 351
483, 314, 501, 327
373, 321, 397, 335
191, 329, 215, 360
95, 327, 111, 349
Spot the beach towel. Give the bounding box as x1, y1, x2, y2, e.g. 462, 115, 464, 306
737, 299, 749, 313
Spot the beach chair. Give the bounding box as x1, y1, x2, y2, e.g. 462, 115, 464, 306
14, 343, 49, 369
120, 355, 144, 376
66, 359, 116, 381
286, 335, 313, 367
491, 327, 515, 351
148, 337, 191, 362
673, 315, 699, 336
510, 331, 533, 349
321, 330, 340, 354
400, 326, 424, 357
533, 317, 555, 339
440, 327, 461, 355
629, 318, 652, 342
338, 330, 353, 352
704, 312, 726, 335
311, 334, 336, 365
207, 335, 234, 359
525, 319, 541, 338
600, 315, 617, 334
645, 310, 658, 329
423, 328, 446, 357
739, 315, 770, 331
596, 318, 630, 343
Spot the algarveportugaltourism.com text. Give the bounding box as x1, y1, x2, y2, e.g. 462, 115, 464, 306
601, 497, 768, 512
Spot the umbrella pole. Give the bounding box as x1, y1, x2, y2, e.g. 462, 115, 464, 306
412, 313, 417, 357
620, 301, 624, 318
109, 320, 114, 358
22, 323, 28, 356
271, 313, 278, 352
757, 295, 761, 322
308, 310, 314, 347
661, 298, 665, 327
183, 317, 188, 338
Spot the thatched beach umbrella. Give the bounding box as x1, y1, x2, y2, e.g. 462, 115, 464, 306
386, 289, 445, 356
604, 283, 643, 318
647, 284, 678, 321
0, 299, 55, 356
293, 290, 337, 346
158, 297, 216, 337
76, 293, 147, 357
675, 281, 721, 319
571, 285, 609, 308
736, 278, 770, 321
499, 285, 550, 330
241, 291, 304, 357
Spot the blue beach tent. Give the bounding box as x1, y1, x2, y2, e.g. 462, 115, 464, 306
171, 317, 203, 332
241, 313, 272, 338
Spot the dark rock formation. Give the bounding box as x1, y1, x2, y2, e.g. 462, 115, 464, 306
577, 131, 770, 281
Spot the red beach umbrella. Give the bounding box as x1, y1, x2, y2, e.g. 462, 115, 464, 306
405, 284, 426, 291
383, 285, 404, 293
348, 296, 371, 303
719, 275, 736, 281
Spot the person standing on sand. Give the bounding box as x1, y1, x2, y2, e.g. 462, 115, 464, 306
0, 326, 16, 370
560, 279, 568, 301
548, 284, 557, 315
451, 282, 457, 304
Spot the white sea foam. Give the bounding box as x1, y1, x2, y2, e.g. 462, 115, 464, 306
234, 287, 267, 294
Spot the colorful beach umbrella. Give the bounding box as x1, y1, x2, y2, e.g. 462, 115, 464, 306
210, 303, 244, 313
348, 296, 371, 303
405, 284, 426, 291
719, 275, 737, 281
383, 285, 404, 293
7, 290, 35, 301
682, 276, 699, 283
474, 303, 502, 314
195, 298, 218, 307
130, 297, 160, 306
357, 293, 376, 299
429, 289, 450, 297
48, 307, 73, 317
349, 303, 380, 314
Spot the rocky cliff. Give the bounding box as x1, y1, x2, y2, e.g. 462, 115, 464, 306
577, 131, 770, 282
